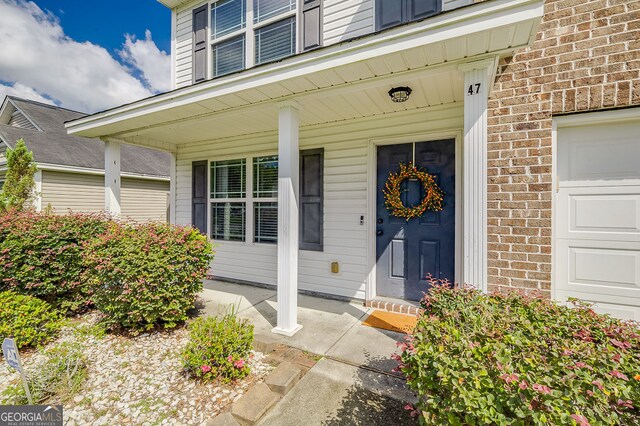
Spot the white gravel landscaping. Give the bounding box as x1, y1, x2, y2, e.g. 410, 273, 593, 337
0, 313, 273, 426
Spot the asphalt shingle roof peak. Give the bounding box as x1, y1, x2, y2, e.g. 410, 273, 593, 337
0, 96, 169, 178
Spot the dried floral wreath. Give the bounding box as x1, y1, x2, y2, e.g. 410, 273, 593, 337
383, 162, 444, 220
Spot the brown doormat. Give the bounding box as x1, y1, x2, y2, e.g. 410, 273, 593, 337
361, 310, 418, 334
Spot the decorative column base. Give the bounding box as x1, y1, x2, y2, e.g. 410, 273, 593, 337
271, 324, 303, 337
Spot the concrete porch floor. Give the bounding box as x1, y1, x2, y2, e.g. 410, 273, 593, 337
199, 280, 418, 425
199, 280, 404, 371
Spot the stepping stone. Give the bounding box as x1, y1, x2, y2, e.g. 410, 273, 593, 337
207, 412, 240, 426
231, 383, 278, 425
265, 362, 301, 396
252, 336, 279, 353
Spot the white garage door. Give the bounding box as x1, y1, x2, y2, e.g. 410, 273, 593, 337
555, 112, 640, 321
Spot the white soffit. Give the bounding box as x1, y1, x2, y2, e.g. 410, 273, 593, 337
68, 0, 544, 141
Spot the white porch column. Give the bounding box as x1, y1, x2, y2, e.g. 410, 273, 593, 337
33, 170, 42, 212
459, 59, 496, 292
104, 139, 121, 217
272, 101, 302, 337
169, 152, 177, 224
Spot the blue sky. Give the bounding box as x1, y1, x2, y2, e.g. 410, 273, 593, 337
35, 0, 171, 55
0, 0, 173, 113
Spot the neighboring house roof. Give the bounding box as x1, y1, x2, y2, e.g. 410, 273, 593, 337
0, 96, 169, 178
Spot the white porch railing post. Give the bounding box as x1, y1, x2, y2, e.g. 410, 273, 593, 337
272, 101, 302, 337
459, 59, 496, 292
104, 139, 121, 217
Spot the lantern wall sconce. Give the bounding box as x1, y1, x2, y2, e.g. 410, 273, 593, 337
388, 86, 412, 103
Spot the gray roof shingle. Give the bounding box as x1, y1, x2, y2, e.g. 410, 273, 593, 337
0, 97, 169, 177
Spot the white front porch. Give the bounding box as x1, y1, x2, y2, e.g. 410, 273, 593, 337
67, 0, 543, 336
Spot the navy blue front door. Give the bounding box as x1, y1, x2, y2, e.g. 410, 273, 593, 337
376, 140, 456, 301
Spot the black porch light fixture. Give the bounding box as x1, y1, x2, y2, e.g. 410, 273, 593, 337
388, 86, 412, 103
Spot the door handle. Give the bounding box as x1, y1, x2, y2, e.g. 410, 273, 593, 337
377, 218, 383, 224
377, 229, 384, 236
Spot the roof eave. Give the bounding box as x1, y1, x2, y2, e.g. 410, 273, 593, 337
68, 0, 544, 138
157, 0, 188, 9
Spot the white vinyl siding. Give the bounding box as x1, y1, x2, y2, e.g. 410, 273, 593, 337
176, 2, 207, 88
443, 0, 473, 11
175, 105, 463, 299
323, 0, 374, 46
173, 0, 474, 87
41, 171, 169, 223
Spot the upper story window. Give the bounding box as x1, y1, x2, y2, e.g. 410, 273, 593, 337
212, 0, 246, 38
254, 0, 295, 23
255, 17, 296, 65
194, 0, 322, 83
205, 0, 297, 79
376, 0, 440, 31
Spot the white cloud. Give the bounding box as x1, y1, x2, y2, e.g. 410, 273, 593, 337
0, 82, 55, 105
119, 30, 171, 93
0, 0, 171, 113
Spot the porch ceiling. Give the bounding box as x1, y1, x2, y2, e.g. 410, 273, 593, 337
120, 67, 466, 146
67, 0, 544, 150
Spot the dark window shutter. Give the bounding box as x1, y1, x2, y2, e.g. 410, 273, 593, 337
302, 0, 322, 51
192, 160, 208, 235
376, 0, 403, 30
409, 0, 439, 21
193, 4, 209, 84
299, 149, 324, 251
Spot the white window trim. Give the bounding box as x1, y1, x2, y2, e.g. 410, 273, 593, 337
208, 152, 278, 245
208, 0, 298, 78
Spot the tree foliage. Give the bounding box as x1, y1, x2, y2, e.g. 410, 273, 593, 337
0, 139, 38, 211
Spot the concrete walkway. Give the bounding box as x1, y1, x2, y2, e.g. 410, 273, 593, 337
199, 280, 418, 425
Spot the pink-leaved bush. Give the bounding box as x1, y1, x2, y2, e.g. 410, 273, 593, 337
0, 209, 109, 313
396, 280, 640, 425
82, 222, 214, 331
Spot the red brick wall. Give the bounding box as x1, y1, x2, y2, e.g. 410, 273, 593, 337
487, 0, 640, 296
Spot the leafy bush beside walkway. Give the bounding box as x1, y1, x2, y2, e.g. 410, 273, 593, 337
0, 210, 108, 313
398, 284, 640, 425
83, 222, 214, 331
0, 210, 214, 334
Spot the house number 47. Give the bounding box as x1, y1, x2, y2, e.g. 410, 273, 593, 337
467, 83, 481, 95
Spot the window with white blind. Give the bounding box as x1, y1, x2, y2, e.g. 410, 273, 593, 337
210, 159, 247, 241
255, 17, 296, 65
253, 156, 278, 243
207, 0, 297, 78
209, 156, 278, 244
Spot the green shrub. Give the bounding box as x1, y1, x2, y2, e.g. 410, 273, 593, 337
398, 282, 640, 425
0, 210, 109, 312
182, 314, 254, 383
2, 342, 87, 405
83, 222, 214, 331
0, 291, 63, 349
